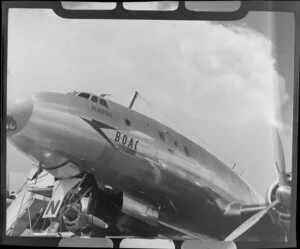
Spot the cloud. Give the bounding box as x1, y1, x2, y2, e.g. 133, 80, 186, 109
118, 21, 289, 132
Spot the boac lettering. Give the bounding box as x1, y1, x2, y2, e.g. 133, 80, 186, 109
122, 135, 127, 145
134, 140, 139, 150
115, 131, 121, 142
114, 131, 140, 154
128, 138, 134, 148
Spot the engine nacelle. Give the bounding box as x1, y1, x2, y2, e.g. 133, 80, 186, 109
265, 181, 290, 233
63, 203, 88, 234
62, 197, 108, 235
121, 192, 159, 227
215, 198, 266, 221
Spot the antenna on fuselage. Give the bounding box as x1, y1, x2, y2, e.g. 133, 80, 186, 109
129, 91, 139, 109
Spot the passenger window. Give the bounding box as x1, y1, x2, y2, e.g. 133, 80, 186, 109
184, 146, 190, 157
159, 131, 166, 142
125, 119, 131, 126
91, 95, 98, 103
78, 92, 90, 99
99, 98, 109, 108
164, 131, 171, 142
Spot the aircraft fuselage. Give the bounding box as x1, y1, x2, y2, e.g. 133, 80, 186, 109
7, 92, 263, 238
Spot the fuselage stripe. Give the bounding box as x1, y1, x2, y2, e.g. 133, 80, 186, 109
81, 117, 118, 150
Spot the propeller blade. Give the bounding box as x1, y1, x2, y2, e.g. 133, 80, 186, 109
272, 127, 288, 186
225, 199, 279, 241
84, 213, 108, 229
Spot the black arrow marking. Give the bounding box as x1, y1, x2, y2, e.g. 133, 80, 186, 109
81, 118, 117, 150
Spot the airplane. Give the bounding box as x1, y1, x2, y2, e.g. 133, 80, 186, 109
6, 90, 292, 241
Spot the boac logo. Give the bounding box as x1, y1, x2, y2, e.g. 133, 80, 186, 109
7, 115, 17, 132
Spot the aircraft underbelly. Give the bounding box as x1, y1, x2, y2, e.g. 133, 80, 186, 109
93, 146, 222, 213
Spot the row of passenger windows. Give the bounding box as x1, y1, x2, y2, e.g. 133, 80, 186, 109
124, 119, 190, 157
158, 130, 190, 156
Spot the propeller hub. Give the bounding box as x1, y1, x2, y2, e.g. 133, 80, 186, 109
276, 186, 291, 209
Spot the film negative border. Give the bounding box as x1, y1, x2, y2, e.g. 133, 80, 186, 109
1, 1, 299, 249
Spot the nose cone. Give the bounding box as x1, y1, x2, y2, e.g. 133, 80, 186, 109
7, 95, 33, 136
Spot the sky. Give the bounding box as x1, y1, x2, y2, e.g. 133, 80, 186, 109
6, 2, 295, 201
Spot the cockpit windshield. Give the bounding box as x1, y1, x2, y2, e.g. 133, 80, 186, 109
68, 91, 110, 109
67, 91, 79, 95
78, 92, 90, 99
99, 98, 109, 108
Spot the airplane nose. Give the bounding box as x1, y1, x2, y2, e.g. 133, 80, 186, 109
7, 95, 33, 136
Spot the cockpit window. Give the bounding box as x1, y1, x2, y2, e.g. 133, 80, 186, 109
99, 98, 109, 108
91, 95, 98, 103
78, 92, 90, 99
67, 91, 79, 95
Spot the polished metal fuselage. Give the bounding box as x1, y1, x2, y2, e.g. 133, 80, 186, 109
8, 92, 263, 237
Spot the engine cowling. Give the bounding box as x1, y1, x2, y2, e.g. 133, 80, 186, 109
265, 181, 291, 233
121, 192, 159, 227
62, 197, 108, 235
63, 203, 86, 234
